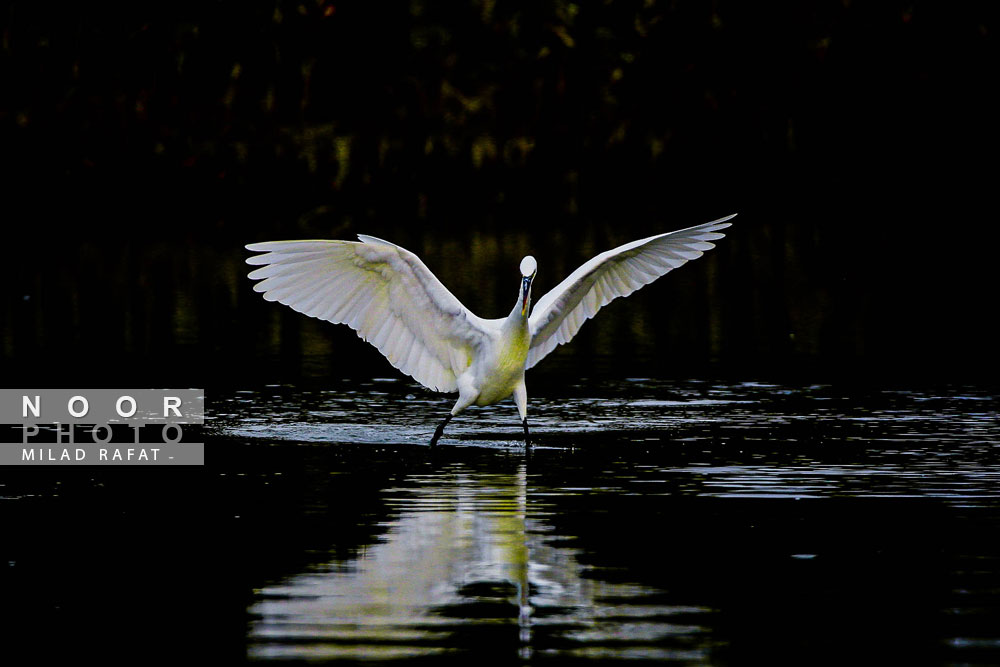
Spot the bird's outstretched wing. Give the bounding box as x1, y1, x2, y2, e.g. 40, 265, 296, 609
527, 215, 735, 369
246, 235, 491, 393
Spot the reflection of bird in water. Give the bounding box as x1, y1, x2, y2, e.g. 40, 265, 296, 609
246, 214, 735, 447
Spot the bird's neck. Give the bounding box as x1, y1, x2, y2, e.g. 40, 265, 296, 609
505, 293, 530, 331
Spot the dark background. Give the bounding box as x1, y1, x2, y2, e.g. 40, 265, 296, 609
1, 0, 996, 384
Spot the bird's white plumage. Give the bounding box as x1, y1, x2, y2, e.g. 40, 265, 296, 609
246, 215, 735, 442
245, 235, 491, 393
526, 215, 735, 369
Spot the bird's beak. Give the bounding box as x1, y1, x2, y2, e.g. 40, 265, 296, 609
521, 275, 532, 317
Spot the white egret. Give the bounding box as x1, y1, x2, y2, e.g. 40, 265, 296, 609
245, 214, 735, 446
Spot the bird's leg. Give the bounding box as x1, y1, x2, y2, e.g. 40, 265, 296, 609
513, 381, 530, 449
433, 383, 477, 448
430, 413, 453, 447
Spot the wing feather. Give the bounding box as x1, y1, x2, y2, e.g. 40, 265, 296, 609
246, 236, 491, 392
527, 215, 735, 369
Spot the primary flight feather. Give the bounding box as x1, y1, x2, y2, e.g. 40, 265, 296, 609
246, 214, 735, 446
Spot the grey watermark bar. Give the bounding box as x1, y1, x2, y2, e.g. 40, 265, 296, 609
0, 389, 204, 424
0, 443, 204, 465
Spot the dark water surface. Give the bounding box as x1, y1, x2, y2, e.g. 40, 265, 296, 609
2, 378, 998, 664
220, 379, 998, 664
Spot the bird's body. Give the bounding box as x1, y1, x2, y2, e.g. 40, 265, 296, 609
246, 215, 735, 445
473, 317, 529, 409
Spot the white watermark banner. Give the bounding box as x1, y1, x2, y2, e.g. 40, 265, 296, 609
1, 389, 204, 466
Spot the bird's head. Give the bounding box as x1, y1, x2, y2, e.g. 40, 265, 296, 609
520, 256, 537, 317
